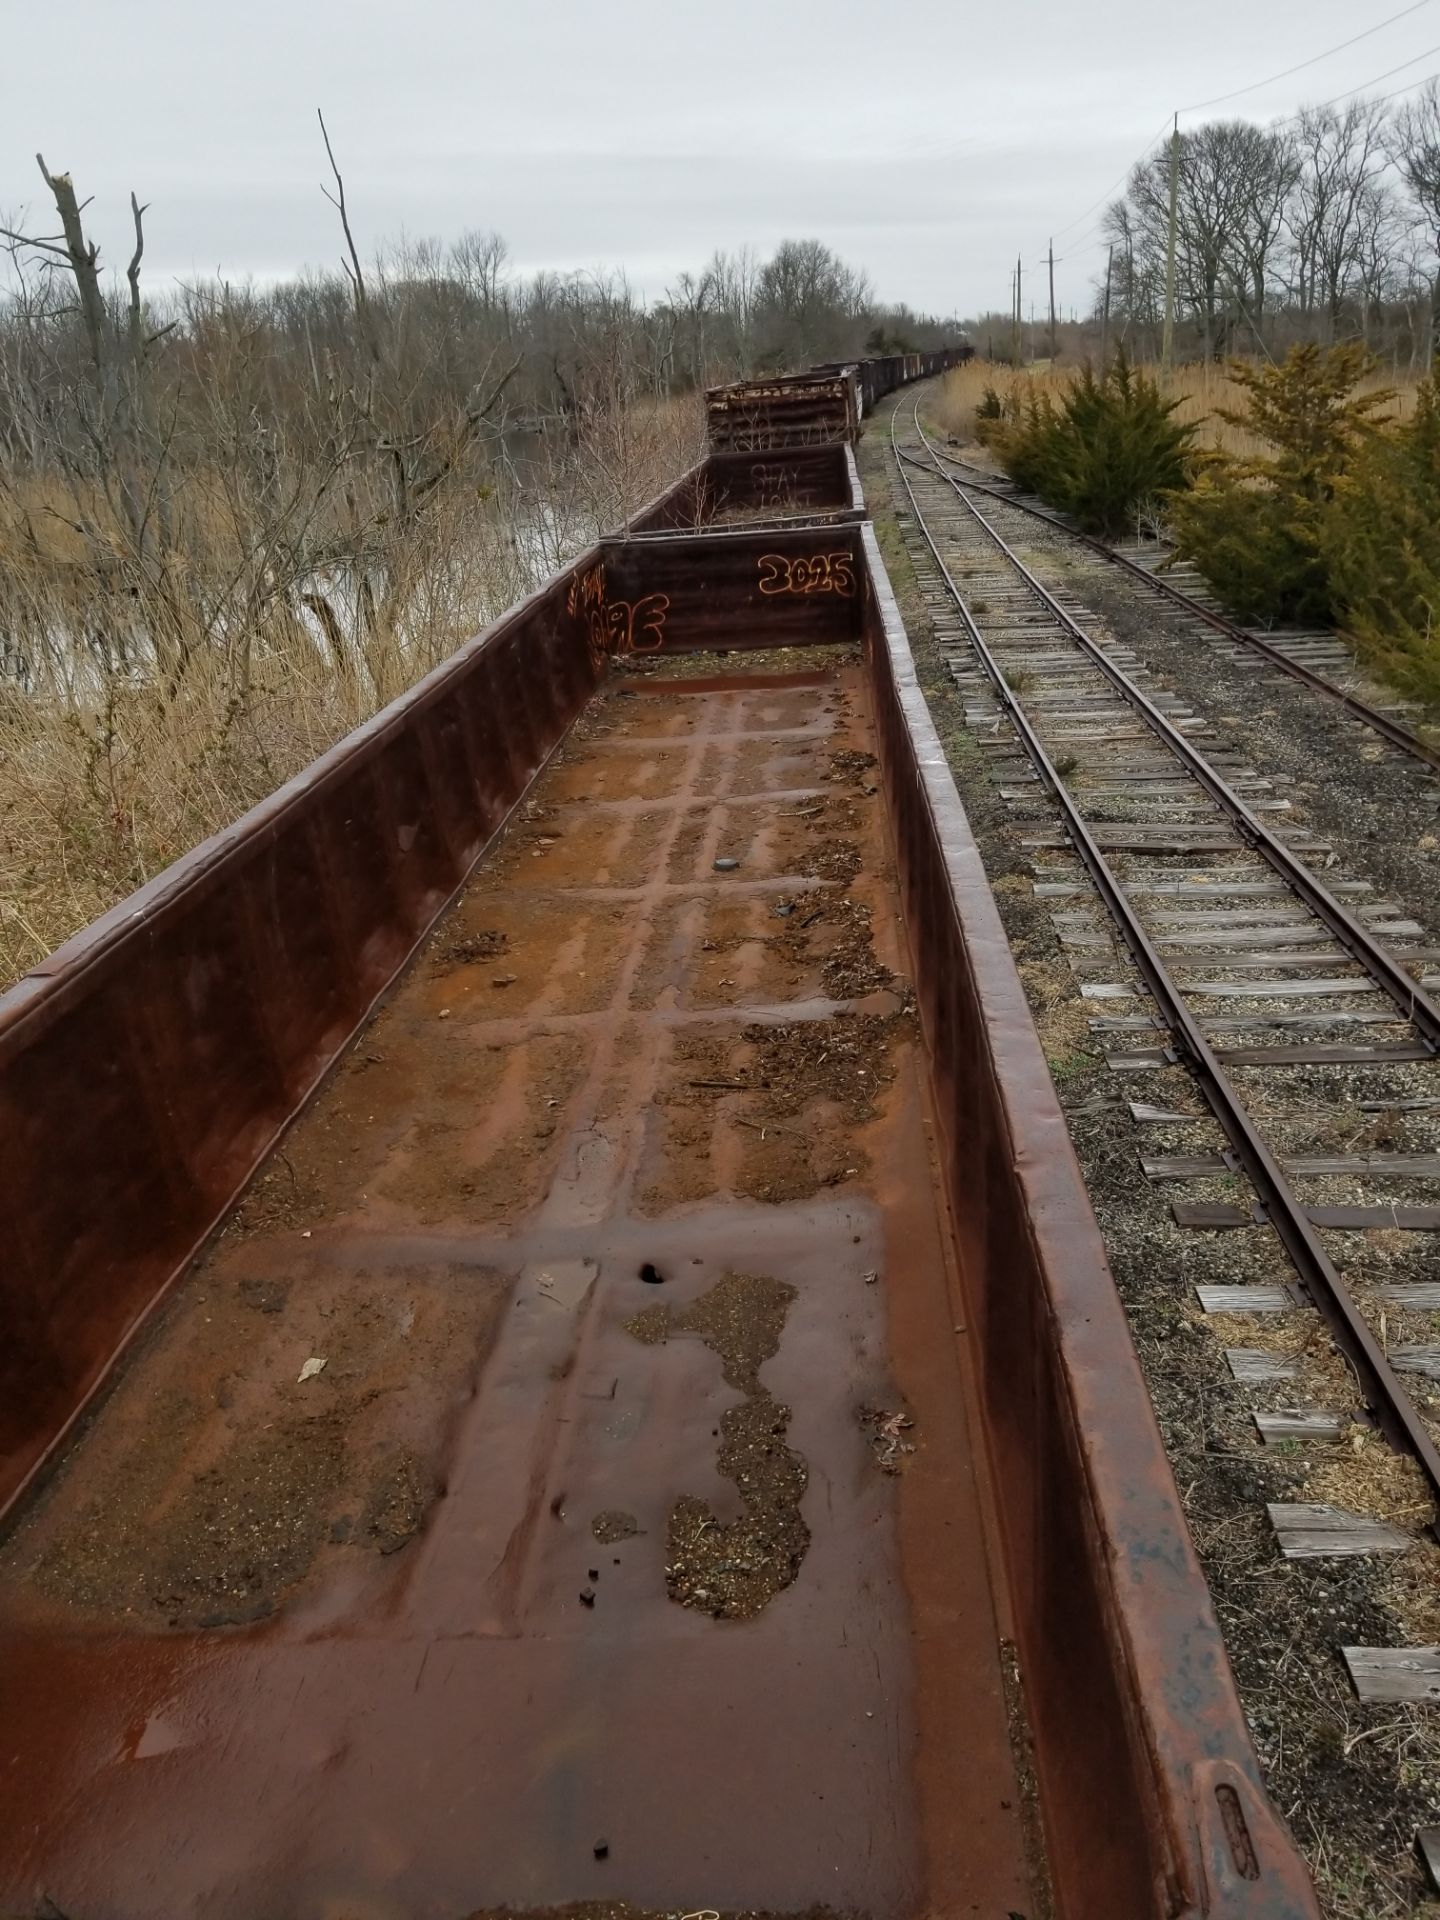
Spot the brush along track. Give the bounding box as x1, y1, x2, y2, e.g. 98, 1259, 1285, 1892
889, 394, 1440, 1537
919, 442, 1440, 774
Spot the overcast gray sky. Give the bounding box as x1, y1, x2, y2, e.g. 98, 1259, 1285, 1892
3, 0, 1435, 322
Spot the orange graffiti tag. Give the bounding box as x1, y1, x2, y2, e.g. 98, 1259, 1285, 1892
568, 564, 669, 670
756, 552, 856, 597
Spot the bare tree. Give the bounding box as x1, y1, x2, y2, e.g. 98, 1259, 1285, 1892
450, 229, 510, 312
1093, 87, 1440, 364
663, 268, 717, 389
1389, 79, 1440, 364
0, 154, 185, 679
1222, 123, 1299, 352
1110, 126, 1265, 362
754, 239, 872, 368
1286, 101, 1392, 339
704, 247, 761, 374
1099, 198, 1159, 353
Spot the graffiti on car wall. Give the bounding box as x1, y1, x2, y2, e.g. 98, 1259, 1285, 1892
756, 551, 856, 597
567, 564, 670, 671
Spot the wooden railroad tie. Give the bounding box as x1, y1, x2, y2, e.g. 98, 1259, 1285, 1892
1342, 1646, 1440, 1704
1176, 1202, 1440, 1233
1268, 1503, 1411, 1559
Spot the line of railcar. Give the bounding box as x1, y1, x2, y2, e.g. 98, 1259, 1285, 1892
0, 350, 1320, 1920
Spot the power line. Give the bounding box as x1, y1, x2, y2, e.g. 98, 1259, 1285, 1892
1052, 58, 1440, 270
1308, 39, 1440, 109
1046, 61, 1440, 280
1050, 117, 1174, 241
1176, 0, 1434, 113
1367, 57, 1440, 104
1052, 13, 1439, 249
1180, 46, 1440, 137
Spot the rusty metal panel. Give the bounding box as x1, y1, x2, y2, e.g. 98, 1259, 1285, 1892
702, 350, 972, 453
704, 372, 856, 450
630, 447, 858, 533
701, 445, 856, 517
599, 525, 863, 654
0, 553, 609, 1513
858, 520, 1319, 1919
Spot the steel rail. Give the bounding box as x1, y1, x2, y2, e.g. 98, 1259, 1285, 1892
905, 401, 1440, 1052
887, 393, 1440, 1505
916, 437, 1440, 776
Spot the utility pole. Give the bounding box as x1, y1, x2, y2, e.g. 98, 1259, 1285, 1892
1161, 112, 1180, 374
1048, 239, 1056, 361
1014, 253, 1022, 367
1101, 243, 1113, 369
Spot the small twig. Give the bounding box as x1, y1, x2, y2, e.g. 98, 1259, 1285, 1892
0, 223, 69, 259
734, 1115, 804, 1140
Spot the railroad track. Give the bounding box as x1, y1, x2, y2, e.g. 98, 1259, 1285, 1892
915, 441, 1440, 776
888, 393, 1440, 1585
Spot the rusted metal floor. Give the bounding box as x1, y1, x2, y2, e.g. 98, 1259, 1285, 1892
0, 659, 1038, 1919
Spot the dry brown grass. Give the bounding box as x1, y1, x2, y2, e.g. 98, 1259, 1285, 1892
928, 358, 1425, 459
1301, 1428, 1436, 1533
1204, 1308, 1361, 1410
927, 361, 1069, 444
0, 495, 525, 984
1155, 362, 1421, 459
0, 396, 703, 990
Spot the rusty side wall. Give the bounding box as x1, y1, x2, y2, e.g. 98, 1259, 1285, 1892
815, 349, 972, 419
700, 445, 858, 518
701, 351, 972, 454
627, 446, 859, 534
858, 524, 1320, 1920
0, 554, 611, 1513
600, 523, 863, 653
624, 465, 704, 534
704, 373, 858, 451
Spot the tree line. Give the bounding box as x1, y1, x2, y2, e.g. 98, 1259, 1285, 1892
0, 139, 957, 704
1096, 80, 1440, 365
0, 149, 957, 981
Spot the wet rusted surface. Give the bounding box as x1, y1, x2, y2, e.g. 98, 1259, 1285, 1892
0, 659, 1038, 1920
0, 527, 859, 1513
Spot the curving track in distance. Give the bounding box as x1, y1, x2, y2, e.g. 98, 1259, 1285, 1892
887, 390, 1440, 1512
